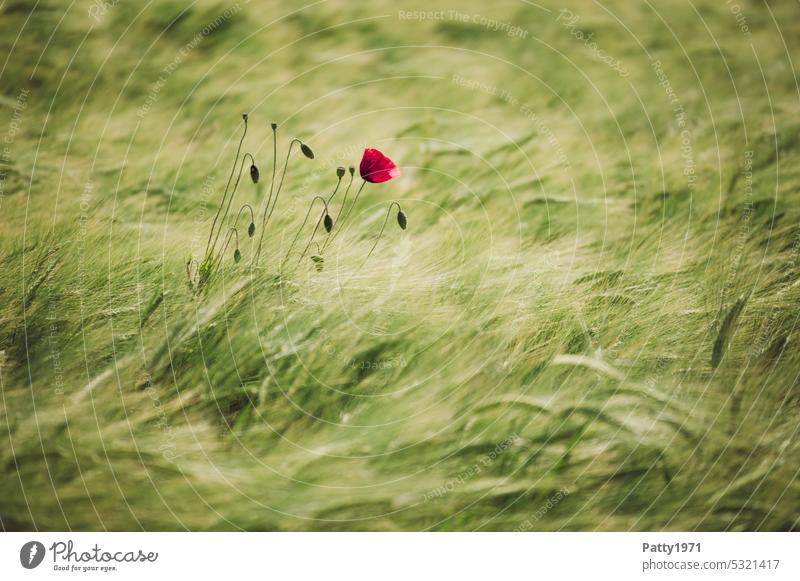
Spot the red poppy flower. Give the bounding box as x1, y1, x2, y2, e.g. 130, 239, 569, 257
359, 148, 400, 183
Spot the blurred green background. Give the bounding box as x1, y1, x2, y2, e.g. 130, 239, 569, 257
1, 0, 799, 530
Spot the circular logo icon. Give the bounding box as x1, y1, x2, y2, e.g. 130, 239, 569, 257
20, 541, 45, 569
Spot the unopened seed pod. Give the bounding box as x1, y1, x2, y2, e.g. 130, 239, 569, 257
234, 249, 242, 263
300, 143, 315, 159
270, 122, 277, 130
336, 166, 345, 178
250, 164, 260, 184
242, 113, 249, 122
348, 166, 355, 176
248, 222, 256, 237
397, 210, 407, 230
324, 213, 333, 233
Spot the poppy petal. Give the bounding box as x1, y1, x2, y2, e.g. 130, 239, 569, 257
360, 148, 399, 183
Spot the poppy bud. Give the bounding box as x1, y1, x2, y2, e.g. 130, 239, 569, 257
324, 213, 333, 233
300, 142, 315, 159
242, 113, 248, 122
234, 249, 242, 263
397, 210, 407, 230
250, 164, 260, 184
336, 166, 345, 178
349, 166, 355, 176
271, 122, 277, 130
248, 222, 256, 237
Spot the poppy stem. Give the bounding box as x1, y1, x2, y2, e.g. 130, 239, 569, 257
252, 123, 278, 267
338, 202, 403, 291
326, 173, 344, 205
214, 227, 240, 270
254, 137, 302, 267
323, 168, 354, 250
329, 179, 366, 246
296, 174, 342, 264
235, 203, 255, 227
364, 202, 403, 262
266, 138, 302, 225
339, 202, 404, 290
205, 115, 248, 260
281, 195, 330, 268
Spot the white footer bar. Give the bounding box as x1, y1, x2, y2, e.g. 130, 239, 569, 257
1, 533, 797, 580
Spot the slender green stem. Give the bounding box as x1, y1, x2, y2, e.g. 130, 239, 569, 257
297, 220, 324, 267
210, 152, 254, 258
281, 195, 330, 268
268, 125, 278, 214
253, 124, 278, 267
235, 203, 255, 226
328, 180, 366, 246
323, 170, 354, 250
254, 137, 301, 268
206, 116, 247, 259
296, 177, 343, 265
363, 202, 402, 262
316, 174, 344, 248
214, 227, 239, 271
326, 174, 343, 204
340, 202, 404, 290
265, 139, 302, 227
